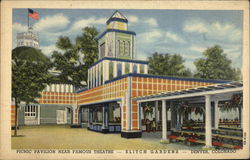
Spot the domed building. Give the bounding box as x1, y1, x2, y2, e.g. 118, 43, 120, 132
16, 27, 39, 49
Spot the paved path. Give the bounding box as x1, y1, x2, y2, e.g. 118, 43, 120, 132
12, 125, 202, 150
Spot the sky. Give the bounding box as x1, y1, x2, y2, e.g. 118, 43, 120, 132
12, 9, 243, 72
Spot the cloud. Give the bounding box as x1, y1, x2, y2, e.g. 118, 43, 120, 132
183, 19, 242, 43
68, 17, 106, 33
223, 44, 242, 64
144, 18, 158, 27
34, 14, 70, 32
40, 45, 59, 57
13, 23, 27, 32
165, 31, 185, 43
127, 15, 139, 25
12, 23, 28, 48
189, 45, 206, 53
137, 29, 162, 43
183, 20, 207, 33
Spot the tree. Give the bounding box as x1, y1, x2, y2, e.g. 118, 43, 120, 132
12, 46, 52, 136
52, 27, 99, 88
194, 45, 241, 81
148, 52, 192, 77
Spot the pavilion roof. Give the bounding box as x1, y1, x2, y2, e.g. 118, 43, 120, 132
135, 81, 243, 102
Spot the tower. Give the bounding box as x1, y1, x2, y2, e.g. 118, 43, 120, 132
16, 27, 39, 49
88, 10, 148, 89
97, 10, 136, 60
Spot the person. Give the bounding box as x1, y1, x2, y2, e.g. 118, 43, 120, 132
152, 118, 156, 132
146, 119, 150, 132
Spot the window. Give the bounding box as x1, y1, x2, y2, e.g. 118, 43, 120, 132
140, 64, 144, 74
81, 107, 88, 122
92, 71, 95, 88
118, 40, 130, 58
125, 63, 130, 74
109, 103, 121, 123
25, 105, 36, 117
117, 63, 122, 77
118, 40, 125, 56
133, 64, 137, 73
100, 64, 103, 84
109, 62, 114, 79
100, 43, 105, 58
93, 106, 103, 123
124, 41, 130, 56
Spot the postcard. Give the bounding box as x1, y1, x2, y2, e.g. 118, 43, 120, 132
0, 0, 249, 159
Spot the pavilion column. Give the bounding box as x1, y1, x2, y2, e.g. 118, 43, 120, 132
155, 101, 159, 129
102, 106, 105, 128
161, 100, 169, 143
105, 104, 109, 128
126, 94, 131, 131
37, 105, 40, 125
138, 102, 142, 130
102, 104, 109, 132
170, 102, 176, 129
88, 107, 90, 127
204, 95, 212, 148
113, 61, 117, 78
239, 107, 242, 128
214, 100, 219, 129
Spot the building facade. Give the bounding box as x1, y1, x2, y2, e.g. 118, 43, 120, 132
75, 11, 227, 138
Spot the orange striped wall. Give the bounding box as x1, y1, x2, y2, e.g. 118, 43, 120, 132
131, 76, 214, 98
77, 78, 128, 105
10, 76, 217, 129
38, 92, 77, 104
11, 105, 16, 126
129, 76, 215, 130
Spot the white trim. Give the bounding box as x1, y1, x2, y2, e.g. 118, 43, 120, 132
137, 87, 242, 103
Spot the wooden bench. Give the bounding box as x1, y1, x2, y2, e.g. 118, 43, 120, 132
213, 134, 242, 141
212, 142, 242, 149
169, 129, 243, 149
219, 126, 242, 131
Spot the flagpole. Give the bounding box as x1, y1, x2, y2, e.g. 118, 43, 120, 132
27, 9, 29, 28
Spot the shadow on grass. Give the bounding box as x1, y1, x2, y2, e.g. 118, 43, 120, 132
12, 135, 25, 137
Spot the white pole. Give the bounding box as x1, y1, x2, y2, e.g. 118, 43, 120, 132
37, 105, 40, 125
161, 100, 168, 142
155, 101, 158, 129
214, 100, 219, 129
204, 95, 212, 148
102, 106, 105, 129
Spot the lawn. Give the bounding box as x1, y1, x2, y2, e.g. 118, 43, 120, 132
11, 125, 201, 150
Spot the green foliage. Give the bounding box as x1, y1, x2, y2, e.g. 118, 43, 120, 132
52, 27, 99, 87
12, 46, 52, 104
76, 27, 99, 67
194, 45, 241, 81
148, 52, 192, 77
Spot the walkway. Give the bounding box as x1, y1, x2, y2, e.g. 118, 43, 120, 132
12, 125, 202, 150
